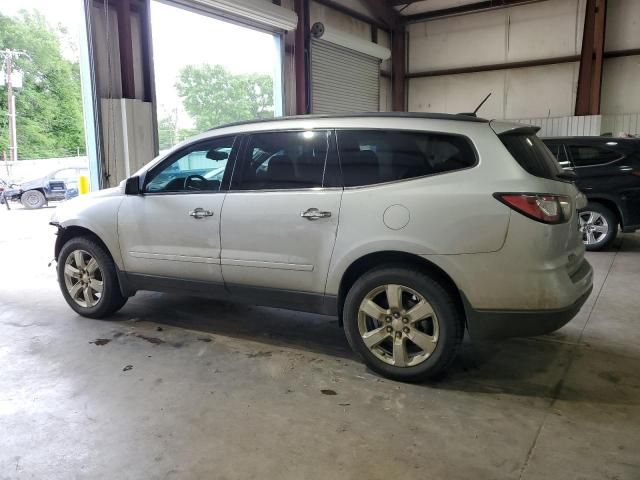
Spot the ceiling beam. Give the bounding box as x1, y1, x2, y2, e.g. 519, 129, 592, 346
360, 0, 402, 29
312, 0, 391, 31
403, 0, 548, 23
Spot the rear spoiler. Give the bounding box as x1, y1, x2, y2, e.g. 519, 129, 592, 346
489, 120, 541, 136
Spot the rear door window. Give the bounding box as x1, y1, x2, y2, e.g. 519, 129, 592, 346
567, 145, 621, 167
231, 130, 337, 190
499, 133, 563, 179
336, 130, 476, 187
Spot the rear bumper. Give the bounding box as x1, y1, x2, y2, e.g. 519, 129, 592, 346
463, 285, 593, 340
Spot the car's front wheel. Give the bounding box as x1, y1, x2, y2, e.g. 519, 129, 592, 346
57, 236, 128, 318
21, 190, 46, 209
343, 266, 464, 382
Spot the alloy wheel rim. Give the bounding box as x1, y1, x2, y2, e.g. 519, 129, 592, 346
26, 194, 39, 206
579, 211, 609, 245
357, 284, 439, 368
63, 249, 103, 308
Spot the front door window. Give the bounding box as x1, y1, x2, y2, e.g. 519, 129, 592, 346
145, 136, 235, 193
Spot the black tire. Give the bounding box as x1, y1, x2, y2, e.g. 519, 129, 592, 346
21, 190, 46, 209
343, 266, 464, 382
57, 236, 127, 318
580, 202, 618, 251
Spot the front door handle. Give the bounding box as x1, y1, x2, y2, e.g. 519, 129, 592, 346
189, 208, 214, 219
301, 208, 331, 220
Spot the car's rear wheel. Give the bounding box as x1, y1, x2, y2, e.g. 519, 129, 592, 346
21, 190, 46, 209
57, 236, 127, 318
343, 266, 463, 382
579, 202, 617, 251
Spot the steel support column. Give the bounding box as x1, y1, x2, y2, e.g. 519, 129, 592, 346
294, 0, 309, 115
116, 0, 136, 99
391, 27, 406, 111
575, 0, 607, 116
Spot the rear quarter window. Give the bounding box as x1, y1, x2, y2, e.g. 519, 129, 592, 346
337, 130, 477, 187
568, 145, 622, 167
499, 133, 563, 180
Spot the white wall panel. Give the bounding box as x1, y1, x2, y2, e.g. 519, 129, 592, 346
408, 70, 505, 118
408, 11, 506, 73
506, 0, 583, 61
100, 99, 155, 187
409, 62, 578, 120
601, 56, 640, 114
601, 113, 640, 136
408, 0, 584, 74
605, 0, 640, 51
505, 63, 578, 118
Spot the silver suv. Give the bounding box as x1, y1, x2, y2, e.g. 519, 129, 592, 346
51, 113, 593, 381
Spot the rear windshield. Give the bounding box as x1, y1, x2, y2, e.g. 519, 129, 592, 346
499, 133, 563, 180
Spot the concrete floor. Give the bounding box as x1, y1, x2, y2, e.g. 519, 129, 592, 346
1, 205, 639, 480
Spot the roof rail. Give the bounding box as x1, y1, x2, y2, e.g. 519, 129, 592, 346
207, 112, 489, 131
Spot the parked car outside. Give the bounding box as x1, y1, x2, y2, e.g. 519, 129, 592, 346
543, 136, 640, 250
3, 166, 88, 209
50, 114, 593, 381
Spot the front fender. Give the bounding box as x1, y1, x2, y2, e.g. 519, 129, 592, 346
51, 190, 125, 269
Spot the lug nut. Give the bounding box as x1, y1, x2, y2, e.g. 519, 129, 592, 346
393, 312, 400, 319
403, 327, 410, 333
395, 332, 402, 339
385, 316, 392, 323
402, 317, 409, 323
386, 326, 392, 333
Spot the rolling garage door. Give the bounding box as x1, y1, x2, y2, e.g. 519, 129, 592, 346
311, 39, 380, 114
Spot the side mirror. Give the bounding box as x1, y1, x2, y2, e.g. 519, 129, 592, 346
125, 176, 142, 195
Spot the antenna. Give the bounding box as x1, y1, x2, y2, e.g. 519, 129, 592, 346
473, 92, 492, 115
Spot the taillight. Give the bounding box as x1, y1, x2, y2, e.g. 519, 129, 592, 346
494, 193, 572, 224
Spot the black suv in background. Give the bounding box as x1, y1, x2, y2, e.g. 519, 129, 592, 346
543, 137, 640, 250
2, 166, 88, 209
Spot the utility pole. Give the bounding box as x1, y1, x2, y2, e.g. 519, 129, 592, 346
1, 49, 29, 163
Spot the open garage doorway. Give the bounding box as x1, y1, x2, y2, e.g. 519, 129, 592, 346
0, 0, 90, 209
150, 1, 283, 152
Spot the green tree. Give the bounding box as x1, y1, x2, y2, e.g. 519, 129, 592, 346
157, 108, 198, 150
175, 64, 274, 130
0, 10, 85, 159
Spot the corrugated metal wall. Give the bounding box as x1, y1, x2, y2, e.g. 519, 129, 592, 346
509, 113, 640, 137
310, 39, 380, 114
601, 113, 640, 136
510, 115, 602, 137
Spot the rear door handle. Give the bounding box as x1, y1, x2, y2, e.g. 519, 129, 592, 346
301, 208, 331, 220
189, 208, 214, 219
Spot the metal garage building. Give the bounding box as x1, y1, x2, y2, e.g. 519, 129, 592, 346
78, 0, 639, 192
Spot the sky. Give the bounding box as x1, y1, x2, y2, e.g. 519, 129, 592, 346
0, 0, 84, 61
150, 1, 279, 126
0, 0, 280, 129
